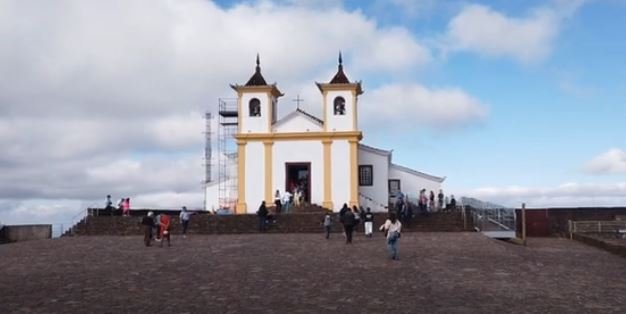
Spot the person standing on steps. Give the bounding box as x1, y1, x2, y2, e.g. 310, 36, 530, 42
363, 207, 374, 238
379, 212, 402, 260
257, 201, 268, 232
274, 190, 282, 214
438, 189, 444, 211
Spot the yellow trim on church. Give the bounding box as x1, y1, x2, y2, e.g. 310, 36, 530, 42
236, 140, 247, 214
264, 141, 274, 204
235, 131, 362, 142
322, 139, 333, 209
349, 139, 359, 208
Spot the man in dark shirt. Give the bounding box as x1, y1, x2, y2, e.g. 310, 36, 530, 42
342, 209, 356, 244
141, 212, 155, 247
257, 201, 268, 232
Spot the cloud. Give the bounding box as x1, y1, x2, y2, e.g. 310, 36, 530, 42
445, 1, 586, 63
585, 148, 626, 174
360, 83, 488, 129
0, 0, 439, 225
464, 181, 626, 208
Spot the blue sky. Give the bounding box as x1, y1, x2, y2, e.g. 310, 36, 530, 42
0, 0, 625, 226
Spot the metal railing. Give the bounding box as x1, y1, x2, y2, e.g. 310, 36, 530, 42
568, 220, 626, 239
471, 207, 516, 232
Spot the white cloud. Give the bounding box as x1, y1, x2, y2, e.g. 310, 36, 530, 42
360, 83, 488, 129
585, 148, 626, 174
463, 182, 626, 208
445, 1, 586, 63
0, 0, 482, 226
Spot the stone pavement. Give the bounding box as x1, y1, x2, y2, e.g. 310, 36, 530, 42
1, 233, 625, 313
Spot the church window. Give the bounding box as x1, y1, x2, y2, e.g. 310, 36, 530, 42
359, 165, 373, 186
333, 96, 346, 115
249, 98, 261, 117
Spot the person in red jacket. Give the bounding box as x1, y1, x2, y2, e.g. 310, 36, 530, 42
159, 214, 171, 247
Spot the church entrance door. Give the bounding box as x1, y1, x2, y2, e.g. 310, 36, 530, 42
285, 162, 311, 204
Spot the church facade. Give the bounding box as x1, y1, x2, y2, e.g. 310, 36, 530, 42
206, 55, 445, 213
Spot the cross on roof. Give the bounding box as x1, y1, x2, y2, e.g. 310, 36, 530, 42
292, 94, 304, 109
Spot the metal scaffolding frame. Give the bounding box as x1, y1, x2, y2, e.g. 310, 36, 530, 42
217, 98, 238, 212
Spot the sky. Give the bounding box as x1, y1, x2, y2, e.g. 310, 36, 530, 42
1, 0, 625, 227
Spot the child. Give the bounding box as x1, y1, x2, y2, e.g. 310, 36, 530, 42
159, 214, 171, 247
322, 211, 332, 239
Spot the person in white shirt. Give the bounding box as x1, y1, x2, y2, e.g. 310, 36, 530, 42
379, 212, 402, 260
282, 191, 292, 214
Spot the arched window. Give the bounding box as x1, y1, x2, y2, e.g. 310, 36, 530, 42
333, 96, 345, 115
249, 98, 261, 117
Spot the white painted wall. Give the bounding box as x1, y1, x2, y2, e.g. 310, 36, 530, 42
273, 113, 322, 133
272, 140, 323, 206
358, 147, 389, 211
204, 178, 237, 212
245, 142, 265, 213
331, 140, 350, 211
240, 92, 270, 133
325, 90, 355, 132
389, 165, 442, 204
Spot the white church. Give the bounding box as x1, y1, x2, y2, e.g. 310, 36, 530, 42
205, 54, 445, 213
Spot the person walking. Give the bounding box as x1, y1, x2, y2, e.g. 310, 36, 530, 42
363, 207, 374, 238
179, 206, 192, 238
339, 203, 350, 238
141, 212, 155, 247
322, 211, 332, 239
379, 212, 402, 260
342, 207, 356, 244
257, 201, 268, 232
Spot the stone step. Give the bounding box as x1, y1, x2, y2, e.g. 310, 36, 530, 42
67, 211, 474, 236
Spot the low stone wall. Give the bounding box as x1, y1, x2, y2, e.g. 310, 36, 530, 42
69, 211, 472, 236
573, 233, 626, 258
0, 225, 52, 244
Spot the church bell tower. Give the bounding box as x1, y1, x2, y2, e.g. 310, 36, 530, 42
316, 52, 363, 132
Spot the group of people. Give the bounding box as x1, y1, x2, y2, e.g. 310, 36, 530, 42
140, 206, 195, 247
272, 188, 306, 214
105, 195, 131, 216
330, 204, 402, 260
393, 189, 457, 222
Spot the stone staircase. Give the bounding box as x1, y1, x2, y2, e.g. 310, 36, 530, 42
66, 209, 473, 236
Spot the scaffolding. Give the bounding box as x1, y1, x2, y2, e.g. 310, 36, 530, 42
217, 98, 238, 212
204, 112, 212, 185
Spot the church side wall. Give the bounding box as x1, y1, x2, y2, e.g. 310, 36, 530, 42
240, 92, 270, 133
273, 141, 324, 205
331, 140, 350, 211
389, 167, 441, 203
358, 149, 389, 211
245, 142, 265, 213
326, 90, 355, 132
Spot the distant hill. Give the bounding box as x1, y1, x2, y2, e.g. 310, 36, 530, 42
460, 197, 511, 209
